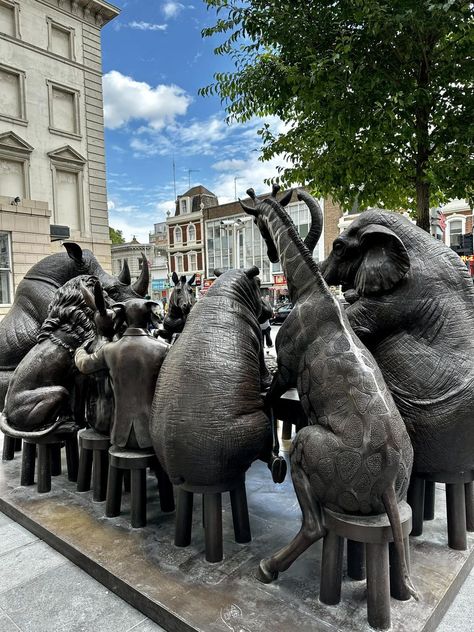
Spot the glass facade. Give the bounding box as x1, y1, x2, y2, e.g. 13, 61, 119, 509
205, 200, 323, 285
0, 231, 12, 305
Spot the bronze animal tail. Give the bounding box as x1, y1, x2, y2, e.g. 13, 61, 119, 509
0, 413, 64, 440
382, 486, 419, 601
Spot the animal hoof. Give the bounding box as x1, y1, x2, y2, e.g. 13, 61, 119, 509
256, 560, 278, 584
271, 456, 287, 484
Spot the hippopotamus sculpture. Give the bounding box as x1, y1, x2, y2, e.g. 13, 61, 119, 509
150, 267, 284, 491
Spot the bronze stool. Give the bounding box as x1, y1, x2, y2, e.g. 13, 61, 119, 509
21, 427, 79, 493
77, 429, 111, 501
2, 435, 22, 460
320, 501, 412, 631
174, 477, 251, 563
408, 471, 474, 550
105, 446, 174, 528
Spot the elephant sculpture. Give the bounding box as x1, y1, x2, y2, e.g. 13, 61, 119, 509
0, 275, 98, 438
320, 210, 474, 475
150, 267, 284, 491
240, 187, 416, 599
160, 272, 196, 341
0, 242, 149, 407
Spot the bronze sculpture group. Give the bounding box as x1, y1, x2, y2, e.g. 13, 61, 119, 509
2, 185, 474, 629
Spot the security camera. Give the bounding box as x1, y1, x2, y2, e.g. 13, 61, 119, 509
11, 196, 21, 205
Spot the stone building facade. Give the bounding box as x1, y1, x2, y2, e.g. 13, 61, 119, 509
0, 0, 118, 317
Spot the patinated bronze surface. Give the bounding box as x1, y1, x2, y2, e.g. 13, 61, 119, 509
75, 299, 169, 449
150, 268, 275, 490
321, 211, 474, 474
242, 187, 416, 599
160, 272, 196, 341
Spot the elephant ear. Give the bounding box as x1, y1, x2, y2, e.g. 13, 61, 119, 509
355, 224, 410, 296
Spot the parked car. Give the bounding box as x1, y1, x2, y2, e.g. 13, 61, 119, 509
271, 303, 293, 324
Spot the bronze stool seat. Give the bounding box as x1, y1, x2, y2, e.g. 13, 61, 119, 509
408, 470, 474, 550
105, 446, 174, 528
21, 425, 79, 493
174, 476, 251, 563
320, 501, 412, 631
77, 428, 111, 501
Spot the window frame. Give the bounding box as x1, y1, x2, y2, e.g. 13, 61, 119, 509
48, 146, 87, 236
174, 225, 182, 244
0, 131, 32, 199
446, 215, 466, 248
0, 0, 20, 39
47, 18, 76, 61
174, 253, 183, 274
0, 62, 27, 125
0, 230, 13, 307
47, 80, 81, 140
187, 222, 196, 244
188, 251, 197, 272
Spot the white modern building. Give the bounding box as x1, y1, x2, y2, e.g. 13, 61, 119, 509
0, 0, 119, 318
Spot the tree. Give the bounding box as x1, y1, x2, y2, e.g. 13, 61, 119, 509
109, 226, 125, 244
201, 1, 473, 231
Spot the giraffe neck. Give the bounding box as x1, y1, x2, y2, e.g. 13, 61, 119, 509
260, 200, 329, 302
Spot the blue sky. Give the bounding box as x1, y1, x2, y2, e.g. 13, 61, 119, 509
102, 0, 286, 241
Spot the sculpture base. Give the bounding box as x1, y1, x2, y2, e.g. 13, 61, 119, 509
0, 437, 473, 632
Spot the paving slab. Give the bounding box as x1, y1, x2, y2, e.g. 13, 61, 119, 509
1, 434, 473, 632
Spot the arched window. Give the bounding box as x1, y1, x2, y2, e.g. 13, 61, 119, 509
187, 223, 196, 243
174, 225, 182, 244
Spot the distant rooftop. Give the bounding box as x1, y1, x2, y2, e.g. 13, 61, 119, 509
179, 185, 217, 198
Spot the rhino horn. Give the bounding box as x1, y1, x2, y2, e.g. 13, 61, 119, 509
118, 259, 131, 285
132, 253, 149, 297
298, 189, 324, 253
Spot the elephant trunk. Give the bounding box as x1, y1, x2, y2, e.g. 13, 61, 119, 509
297, 190, 323, 254
0, 413, 64, 440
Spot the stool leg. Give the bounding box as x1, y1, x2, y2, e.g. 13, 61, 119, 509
77, 446, 93, 492
282, 421, 292, 441
319, 531, 344, 605
465, 482, 474, 532
123, 470, 131, 493
92, 449, 108, 502
366, 543, 391, 630
230, 482, 251, 544
347, 540, 366, 580
37, 444, 52, 493
14, 438, 22, 452
50, 444, 62, 476
423, 480, 436, 521
446, 483, 467, 550
389, 537, 411, 601
20, 442, 36, 486
131, 468, 147, 528
175, 489, 193, 547
407, 477, 425, 536
65, 435, 79, 482
105, 465, 123, 517
2, 435, 15, 461
204, 493, 223, 563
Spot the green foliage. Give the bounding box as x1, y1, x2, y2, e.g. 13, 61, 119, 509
109, 226, 125, 244
201, 1, 474, 229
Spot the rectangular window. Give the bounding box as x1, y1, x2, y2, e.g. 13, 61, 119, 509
0, 158, 24, 198
188, 252, 197, 271
56, 170, 80, 230
0, 65, 25, 123
0, 1, 18, 38
0, 231, 12, 305
49, 22, 74, 59
48, 82, 80, 138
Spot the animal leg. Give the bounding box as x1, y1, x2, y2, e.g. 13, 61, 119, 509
257, 451, 325, 583
260, 371, 291, 483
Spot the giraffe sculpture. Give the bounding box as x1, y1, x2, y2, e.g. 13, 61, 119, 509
240, 186, 417, 599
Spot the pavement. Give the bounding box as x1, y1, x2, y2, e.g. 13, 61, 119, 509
0, 326, 472, 631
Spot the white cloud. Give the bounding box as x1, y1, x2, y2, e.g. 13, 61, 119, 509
126, 21, 167, 31
212, 159, 247, 172
162, 2, 185, 19
103, 70, 191, 130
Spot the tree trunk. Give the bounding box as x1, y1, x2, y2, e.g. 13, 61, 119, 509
416, 177, 430, 233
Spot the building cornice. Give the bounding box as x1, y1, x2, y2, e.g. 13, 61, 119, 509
38, 0, 120, 29
166, 212, 202, 226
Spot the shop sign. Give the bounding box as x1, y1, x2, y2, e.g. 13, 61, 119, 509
151, 279, 167, 291
273, 274, 287, 286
